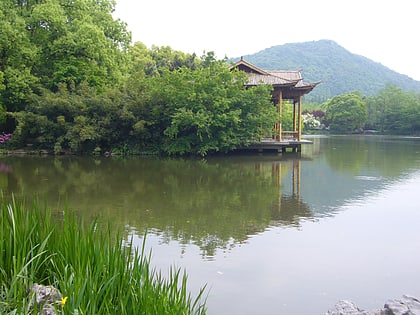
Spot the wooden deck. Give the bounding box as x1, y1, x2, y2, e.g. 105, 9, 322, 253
239, 138, 312, 153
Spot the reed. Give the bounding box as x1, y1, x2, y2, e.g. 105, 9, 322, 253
0, 196, 207, 314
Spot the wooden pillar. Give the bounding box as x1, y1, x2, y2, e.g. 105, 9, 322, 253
292, 159, 296, 196
297, 95, 302, 141
278, 91, 283, 141
292, 100, 297, 133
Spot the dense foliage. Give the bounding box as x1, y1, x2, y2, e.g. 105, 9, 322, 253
242, 40, 420, 102
365, 84, 420, 134
323, 92, 367, 133
5, 53, 275, 155
0, 0, 130, 108
138, 57, 276, 155
0, 0, 277, 155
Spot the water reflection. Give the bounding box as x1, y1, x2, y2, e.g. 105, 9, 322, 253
1, 136, 420, 258
0, 155, 312, 257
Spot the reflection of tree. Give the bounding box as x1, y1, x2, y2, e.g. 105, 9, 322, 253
4, 136, 418, 258
323, 136, 420, 177
0, 162, 17, 193
323, 136, 367, 174
1, 156, 313, 257
361, 136, 420, 177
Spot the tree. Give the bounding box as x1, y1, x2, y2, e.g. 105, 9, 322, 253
280, 101, 294, 131
12, 81, 135, 153
146, 57, 276, 155
2, 0, 131, 96
0, 1, 38, 111
148, 45, 199, 74
323, 92, 367, 133
366, 84, 420, 134
31, 0, 130, 90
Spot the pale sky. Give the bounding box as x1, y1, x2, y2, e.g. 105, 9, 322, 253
114, 0, 420, 81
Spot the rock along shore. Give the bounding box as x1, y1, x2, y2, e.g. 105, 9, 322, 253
326, 295, 420, 315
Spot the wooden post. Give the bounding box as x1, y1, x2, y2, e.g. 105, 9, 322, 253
292, 159, 296, 196
292, 100, 297, 133
297, 95, 302, 141
278, 91, 283, 141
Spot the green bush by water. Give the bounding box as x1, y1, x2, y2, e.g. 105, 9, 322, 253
0, 197, 207, 314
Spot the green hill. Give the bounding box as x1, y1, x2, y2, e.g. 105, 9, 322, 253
239, 39, 420, 102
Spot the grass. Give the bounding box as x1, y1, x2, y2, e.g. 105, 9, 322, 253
0, 196, 207, 314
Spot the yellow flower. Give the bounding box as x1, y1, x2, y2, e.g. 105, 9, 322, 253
61, 296, 68, 306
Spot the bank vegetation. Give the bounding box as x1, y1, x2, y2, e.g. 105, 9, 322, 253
0, 197, 207, 314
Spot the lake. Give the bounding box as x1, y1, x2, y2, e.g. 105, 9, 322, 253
1, 135, 420, 314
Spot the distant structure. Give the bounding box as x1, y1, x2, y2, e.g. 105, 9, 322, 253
230, 58, 319, 149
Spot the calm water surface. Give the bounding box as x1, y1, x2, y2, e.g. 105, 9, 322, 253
1, 135, 420, 314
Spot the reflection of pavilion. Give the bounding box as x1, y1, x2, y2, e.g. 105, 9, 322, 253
262, 159, 312, 225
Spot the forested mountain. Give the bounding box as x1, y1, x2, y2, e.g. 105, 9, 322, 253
239, 40, 420, 102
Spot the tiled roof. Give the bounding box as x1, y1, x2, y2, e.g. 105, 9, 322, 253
267, 70, 302, 81
246, 73, 297, 86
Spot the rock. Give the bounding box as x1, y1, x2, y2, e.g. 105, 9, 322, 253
384, 295, 420, 315
325, 300, 386, 315
30, 283, 63, 315
325, 300, 363, 314
326, 295, 420, 315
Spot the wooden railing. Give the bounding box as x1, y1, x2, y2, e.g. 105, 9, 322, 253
281, 131, 299, 140
270, 131, 299, 141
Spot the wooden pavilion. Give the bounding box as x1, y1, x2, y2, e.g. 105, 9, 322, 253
231, 58, 320, 152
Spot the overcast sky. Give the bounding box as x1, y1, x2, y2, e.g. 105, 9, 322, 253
114, 0, 420, 81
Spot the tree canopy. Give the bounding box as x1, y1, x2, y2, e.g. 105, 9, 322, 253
365, 84, 420, 134
323, 92, 367, 133
0, 0, 130, 109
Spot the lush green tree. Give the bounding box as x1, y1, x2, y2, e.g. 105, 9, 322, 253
145, 56, 276, 155
1, 0, 130, 102
12, 82, 136, 153
11, 84, 79, 150
0, 105, 6, 129
323, 92, 367, 133
125, 42, 157, 79
280, 101, 294, 131
0, 1, 38, 111
366, 84, 420, 134
30, 0, 130, 90
148, 45, 199, 74
1, 0, 134, 151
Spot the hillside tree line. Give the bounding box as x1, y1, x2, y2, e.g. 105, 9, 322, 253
304, 85, 420, 134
